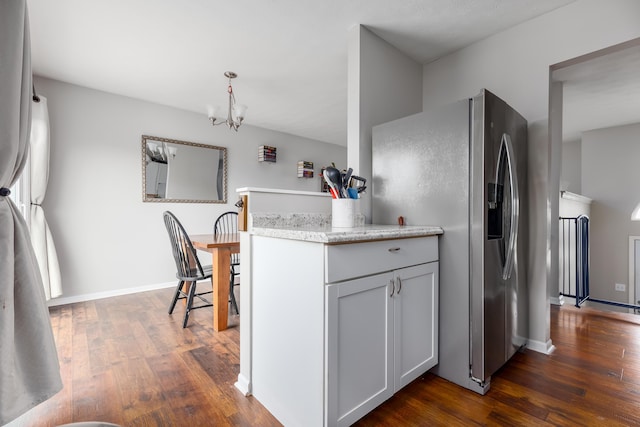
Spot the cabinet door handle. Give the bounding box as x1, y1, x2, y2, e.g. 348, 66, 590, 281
389, 279, 395, 297
397, 277, 402, 294
388, 247, 401, 253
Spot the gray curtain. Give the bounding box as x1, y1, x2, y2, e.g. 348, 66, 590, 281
0, 1, 63, 424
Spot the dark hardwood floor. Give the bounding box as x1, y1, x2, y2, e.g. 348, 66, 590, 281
19, 286, 279, 427
18, 289, 640, 426
357, 305, 640, 426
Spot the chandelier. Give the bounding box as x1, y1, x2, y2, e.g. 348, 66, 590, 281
207, 71, 247, 131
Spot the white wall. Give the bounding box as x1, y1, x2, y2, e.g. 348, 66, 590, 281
348, 25, 422, 221
582, 122, 640, 307
35, 76, 346, 303
421, 0, 640, 349
561, 139, 582, 193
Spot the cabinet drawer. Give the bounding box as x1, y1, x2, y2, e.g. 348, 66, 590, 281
325, 236, 438, 283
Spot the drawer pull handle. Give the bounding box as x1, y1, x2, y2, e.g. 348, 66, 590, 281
388, 247, 401, 253
389, 279, 395, 297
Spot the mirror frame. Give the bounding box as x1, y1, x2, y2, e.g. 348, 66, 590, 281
141, 135, 228, 204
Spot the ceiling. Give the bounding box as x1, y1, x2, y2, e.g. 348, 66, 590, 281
554, 40, 640, 142
27, 0, 578, 146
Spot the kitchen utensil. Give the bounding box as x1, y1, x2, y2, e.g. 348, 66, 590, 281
343, 168, 353, 190
350, 175, 367, 193
324, 167, 344, 198
323, 169, 340, 198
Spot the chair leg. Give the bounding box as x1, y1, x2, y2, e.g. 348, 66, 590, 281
229, 265, 239, 315
229, 276, 239, 315
183, 281, 197, 328
169, 280, 184, 314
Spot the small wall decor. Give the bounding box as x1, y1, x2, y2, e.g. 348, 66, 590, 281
258, 145, 277, 163
297, 161, 314, 178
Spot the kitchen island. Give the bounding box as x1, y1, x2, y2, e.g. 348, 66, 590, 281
249, 217, 442, 426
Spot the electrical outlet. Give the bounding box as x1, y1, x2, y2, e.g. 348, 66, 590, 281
615, 283, 626, 292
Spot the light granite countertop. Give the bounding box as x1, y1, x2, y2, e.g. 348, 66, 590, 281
251, 223, 443, 244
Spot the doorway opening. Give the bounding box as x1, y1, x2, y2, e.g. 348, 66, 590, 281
550, 37, 640, 315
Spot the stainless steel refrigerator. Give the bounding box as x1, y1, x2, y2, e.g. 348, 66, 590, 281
372, 89, 528, 394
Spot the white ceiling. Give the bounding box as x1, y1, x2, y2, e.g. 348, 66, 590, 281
27, 0, 578, 146
555, 41, 640, 142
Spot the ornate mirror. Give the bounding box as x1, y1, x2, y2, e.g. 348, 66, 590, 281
142, 135, 227, 203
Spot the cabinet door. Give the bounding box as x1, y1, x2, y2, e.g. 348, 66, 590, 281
394, 262, 439, 391
326, 271, 394, 427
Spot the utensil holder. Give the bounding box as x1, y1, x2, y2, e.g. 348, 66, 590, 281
332, 199, 357, 228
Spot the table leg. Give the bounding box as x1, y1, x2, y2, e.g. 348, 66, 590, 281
181, 282, 191, 306
212, 247, 231, 331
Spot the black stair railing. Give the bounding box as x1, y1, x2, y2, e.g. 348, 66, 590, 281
560, 214, 640, 311
559, 215, 590, 307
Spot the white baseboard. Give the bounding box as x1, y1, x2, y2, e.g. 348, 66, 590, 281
47, 281, 176, 307
550, 295, 564, 306
527, 338, 556, 355
235, 374, 252, 396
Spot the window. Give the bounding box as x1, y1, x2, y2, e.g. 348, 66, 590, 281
9, 162, 30, 225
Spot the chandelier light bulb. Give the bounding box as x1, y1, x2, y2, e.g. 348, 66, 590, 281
233, 104, 248, 121
206, 104, 215, 119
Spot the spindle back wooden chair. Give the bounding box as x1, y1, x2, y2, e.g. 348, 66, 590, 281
164, 211, 213, 327
214, 211, 240, 314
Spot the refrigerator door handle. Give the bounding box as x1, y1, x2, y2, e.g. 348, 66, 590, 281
497, 133, 519, 280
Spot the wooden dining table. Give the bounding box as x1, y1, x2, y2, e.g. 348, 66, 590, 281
190, 233, 240, 331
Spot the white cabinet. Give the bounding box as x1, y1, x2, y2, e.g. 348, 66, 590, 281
394, 262, 439, 389
326, 262, 438, 427
326, 271, 393, 426
251, 235, 439, 427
